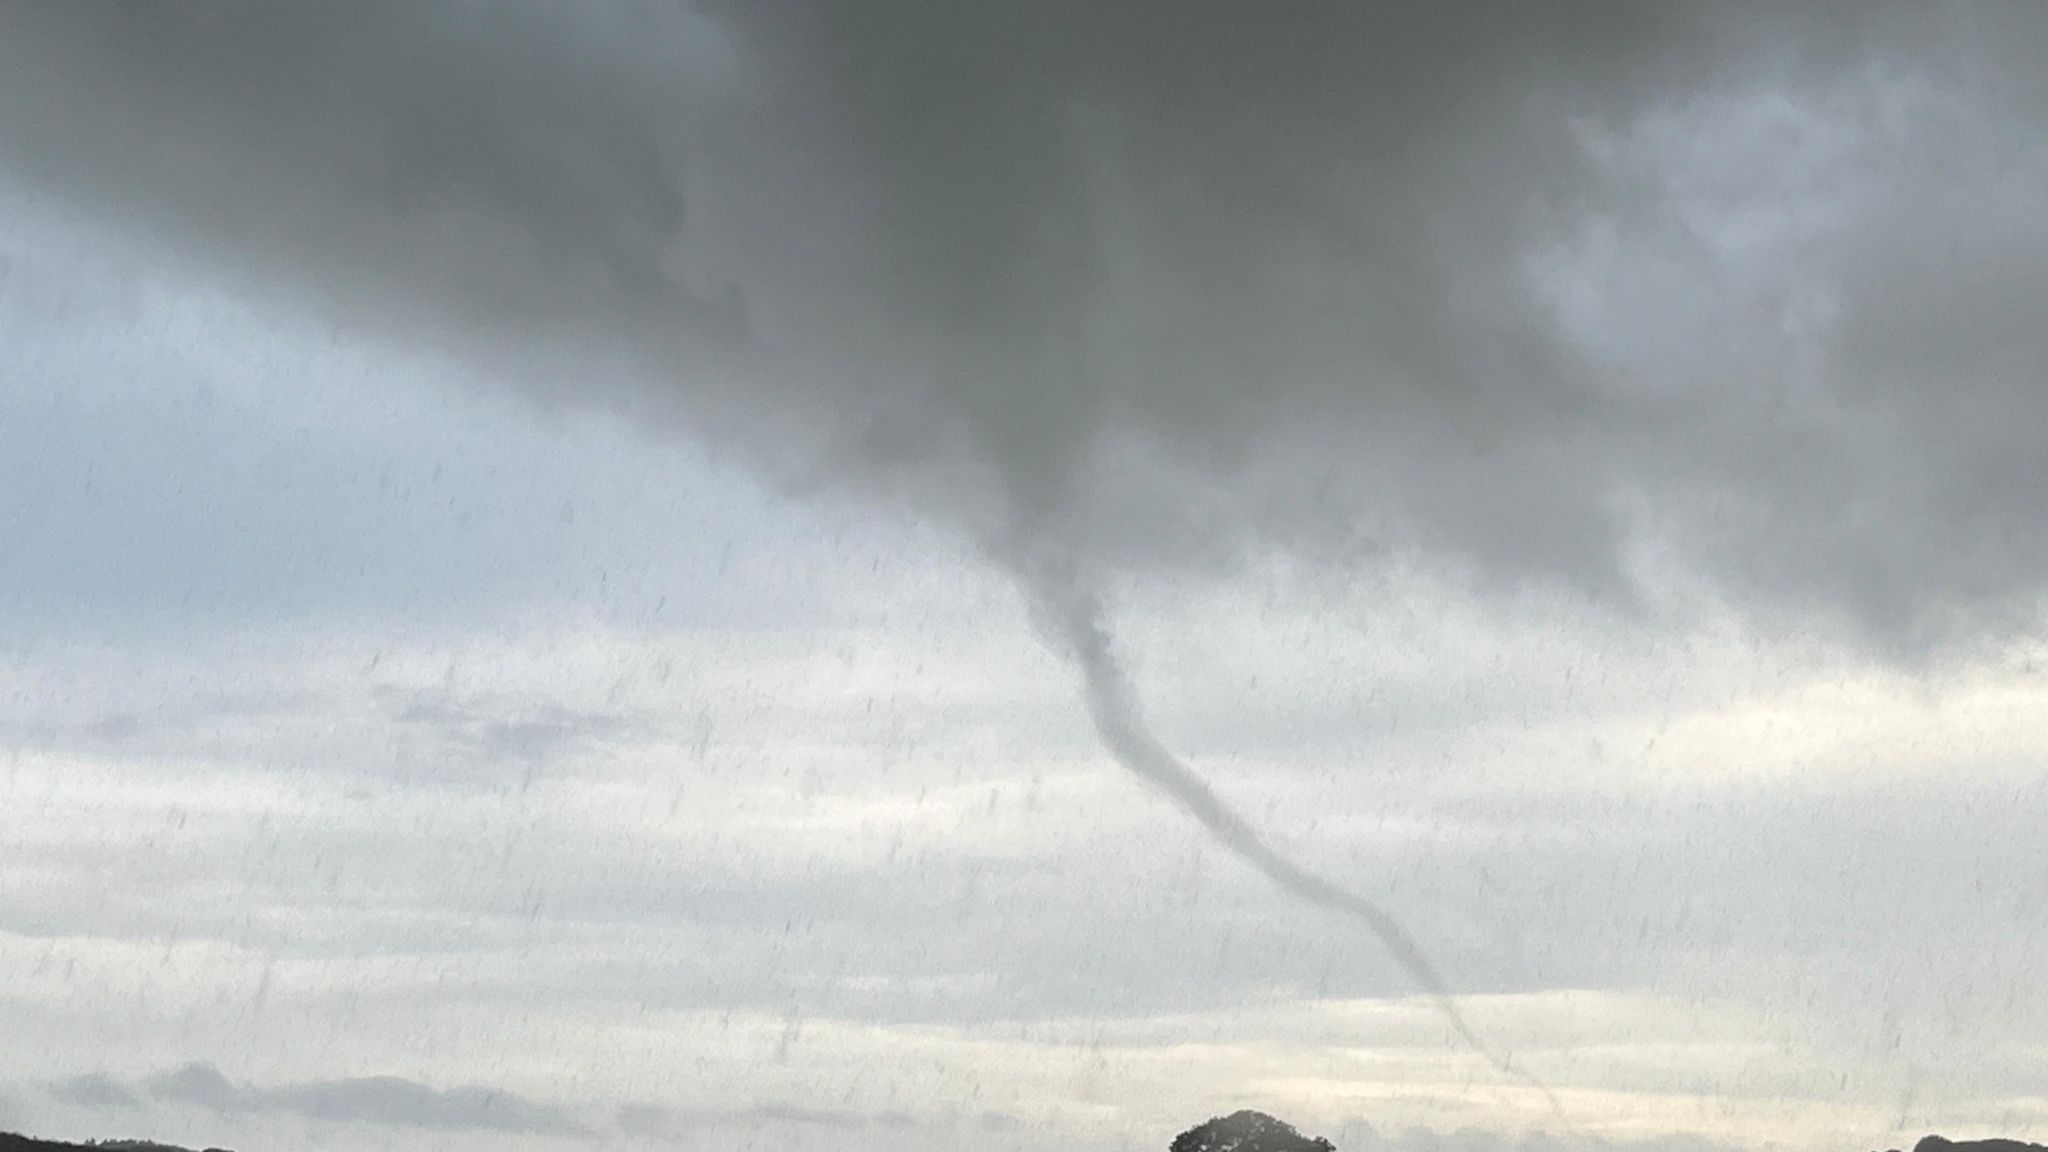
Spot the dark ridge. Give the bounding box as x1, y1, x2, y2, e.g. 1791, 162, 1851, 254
1881, 1139, 2048, 1152
0, 1136, 231, 1152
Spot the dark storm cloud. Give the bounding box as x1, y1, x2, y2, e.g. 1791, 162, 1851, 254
140, 1063, 589, 1137
0, 2, 736, 344
6, 1, 2046, 647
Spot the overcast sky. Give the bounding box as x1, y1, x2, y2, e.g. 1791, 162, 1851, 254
3, 4, 2047, 1152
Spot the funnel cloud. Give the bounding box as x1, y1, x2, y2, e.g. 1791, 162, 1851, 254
1029, 564, 1564, 1113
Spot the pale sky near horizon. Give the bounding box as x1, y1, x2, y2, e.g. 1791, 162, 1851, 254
4, 5, 2048, 1152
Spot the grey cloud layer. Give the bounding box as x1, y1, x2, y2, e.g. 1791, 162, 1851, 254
29, 1068, 1766, 1152
8, 625, 2044, 1037
5, 2, 2047, 648
618, 1101, 918, 1135
46, 1074, 139, 1111
49, 1065, 947, 1143
44, 1063, 595, 1137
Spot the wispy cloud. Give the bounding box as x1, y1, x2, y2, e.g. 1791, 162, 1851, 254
617, 1101, 919, 1137
45, 1073, 139, 1111
135, 1064, 589, 1138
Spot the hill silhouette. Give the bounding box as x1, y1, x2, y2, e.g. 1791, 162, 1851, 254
1172, 1111, 1336, 1152
1887, 1139, 2048, 1152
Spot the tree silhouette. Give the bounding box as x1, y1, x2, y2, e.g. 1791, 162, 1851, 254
1171, 1111, 1335, 1152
